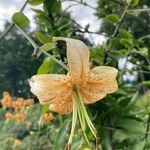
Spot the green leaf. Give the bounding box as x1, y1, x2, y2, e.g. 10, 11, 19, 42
126, 0, 132, 5
105, 14, 120, 23
44, 0, 61, 14
113, 130, 129, 142
109, 49, 128, 59
35, 32, 51, 43
28, 0, 43, 5
126, 0, 139, 6
138, 47, 148, 57
125, 92, 139, 110
116, 119, 145, 134
120, 29, 133, 39
12, 12, 30, 29
54, 117, 71, 150
129, 139, 145, 150
40, 42, 56, 52
128, 57, 138, 64
41, 105, 49, 114
71, 134, 84, 150
37, 58, 55, 74
142, 81, 150, 86
120, 38, 133, 47
131, 0, 139, 6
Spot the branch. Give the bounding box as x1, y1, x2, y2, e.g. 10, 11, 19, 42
129, 8, 150, 13
111, 0, 125, 6
112, 2, 131, 38
16, 26, 69, 71
62, 0, 105, 16
138, 34, 150, 41
67, 16, 108, 37
0, 0, 29, 41
103, 2, 132, 64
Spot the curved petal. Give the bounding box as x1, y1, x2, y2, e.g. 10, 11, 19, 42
49, 94, 73, 114
53, 37, 90, 79
89, 66, 118, 83
81, 66, 118, 104
29, 74, 73, 114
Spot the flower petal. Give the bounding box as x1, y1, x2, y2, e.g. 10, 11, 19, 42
89, 66, 118, 83
81, 66, 118, 104
29, 74, 73, 112
49, 94, 73, 114
53, 37, 90, 79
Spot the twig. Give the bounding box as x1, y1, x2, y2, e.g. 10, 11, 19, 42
104, 2, 131, 63
62, 0, 105, 16
64, 3, 80, 12
0, 24, 14, 41
129, 8, 150, 13
0, 0, 29, 41
112, 2, 131, 38
67, 16, 108, 37
16, 25, 69, 71
111, 0, 125, 6
138, 34, 150, 41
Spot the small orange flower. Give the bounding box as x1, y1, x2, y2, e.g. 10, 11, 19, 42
1, 91, 13, 108
1, 98, 12, 108
12, 98, 24, 110
25, 98, 34, 106
5, 112, 14, 121
42, 113, 54, 121
3, 91, 11, 98
15, 113, 25, 122
14, 139, 22, 146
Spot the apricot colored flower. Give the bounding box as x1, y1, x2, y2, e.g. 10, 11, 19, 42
5, 112, 14, 121
12, 98, 24, 110
30, 37, 118, 114
25, 98, 34, 106
15, 113, 25, 122
1, 91, 13, 108
42, 113, 54, 122
14, 139, 22, 146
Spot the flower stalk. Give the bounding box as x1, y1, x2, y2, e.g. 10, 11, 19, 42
66, 87, 100, 150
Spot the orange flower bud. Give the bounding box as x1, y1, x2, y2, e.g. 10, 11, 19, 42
1, 91, 13, 108
15, 113, 25, 122
42, 113, 54, 122
14, 139, 22, 146
12, 98, 24, 110
3, 91, 10, 98
25, 99, 34, 106
1, 98, 12, 108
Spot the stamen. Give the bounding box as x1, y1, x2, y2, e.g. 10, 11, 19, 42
66, 92, 77, 149
76, 88, 100, 150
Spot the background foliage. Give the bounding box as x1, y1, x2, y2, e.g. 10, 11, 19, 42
0, 0, 150, 149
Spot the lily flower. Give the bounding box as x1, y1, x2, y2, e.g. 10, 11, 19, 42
29, 37, 118, 149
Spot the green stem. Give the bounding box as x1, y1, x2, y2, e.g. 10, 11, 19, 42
16, 25, 37, 49
0, 0, 29, 41
76, 97, 91, 148
66, 93, 78, 148
76, 89, 97, 138
16, 26, 69, 71
75, 88, 100, 150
